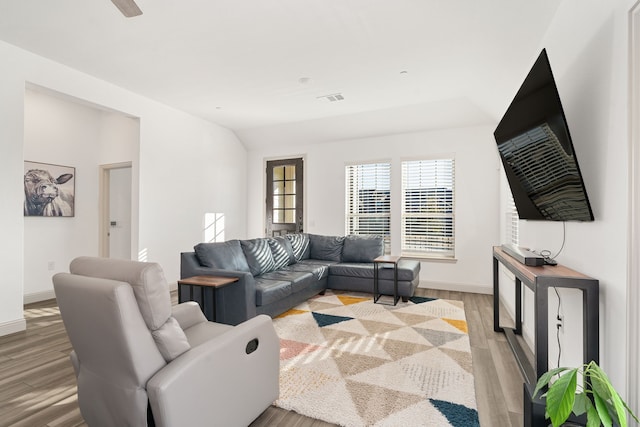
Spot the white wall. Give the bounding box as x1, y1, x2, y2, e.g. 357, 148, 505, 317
23, 89, 130, 301
498, 0, 634, 397
247, 125, 500, 292
0, 40, 247, 336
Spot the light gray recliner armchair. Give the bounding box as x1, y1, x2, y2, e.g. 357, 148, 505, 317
53, 256, 279, 427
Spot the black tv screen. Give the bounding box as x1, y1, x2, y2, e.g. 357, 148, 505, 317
494, 49, 594, 221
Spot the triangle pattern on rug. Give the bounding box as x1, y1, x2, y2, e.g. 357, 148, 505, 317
332, 351, 389, 377
377, 338, 433, 361
439, 348, 473, 374
312, 312, 353, 327
429, 398, 480, 427
409, 296, 438, 304
279, 338, 325, 361
345, 379, 425, 426
276, 308, 307, 319
443, 318, 468, 333
414, 327, 464, 347
391, 311, 438, 326
273, 291, 478, 427
307, 300, 342, 312
359, 318, 404, 335
337, 295, 369, 306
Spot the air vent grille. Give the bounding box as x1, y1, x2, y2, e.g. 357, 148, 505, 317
317, 93, 345, 102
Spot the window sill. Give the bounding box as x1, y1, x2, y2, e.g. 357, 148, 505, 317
400, 254, 458, 263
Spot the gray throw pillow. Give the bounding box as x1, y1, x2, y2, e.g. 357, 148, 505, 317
286, 233, 310, 261
342, 234, 384, 262
309, 234, 345, 262
193, 240, 251, 272
241, 238, 277, 276
268, 237, 297, 269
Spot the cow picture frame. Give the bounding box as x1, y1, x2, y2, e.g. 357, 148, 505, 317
24, 161, 75, 217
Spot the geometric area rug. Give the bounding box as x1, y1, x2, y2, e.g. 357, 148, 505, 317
273, 290, 479, 427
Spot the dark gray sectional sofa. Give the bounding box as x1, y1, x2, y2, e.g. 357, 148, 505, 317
180, 233, 420, 325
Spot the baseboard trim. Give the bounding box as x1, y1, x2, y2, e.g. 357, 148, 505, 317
0, 318, 26, 337
24, 290, 56, 305
419, 280, 492, 295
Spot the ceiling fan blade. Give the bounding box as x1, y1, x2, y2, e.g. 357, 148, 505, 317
110, 0, 143, 17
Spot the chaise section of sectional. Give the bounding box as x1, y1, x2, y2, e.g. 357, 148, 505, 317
328, 260, 420, 301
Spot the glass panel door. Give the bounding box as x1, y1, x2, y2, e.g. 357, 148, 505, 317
266, 158, 303, 236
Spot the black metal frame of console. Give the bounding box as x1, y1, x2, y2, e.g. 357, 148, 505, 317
492, 246, 599, 427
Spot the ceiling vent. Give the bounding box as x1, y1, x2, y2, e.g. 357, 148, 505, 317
317, 93, 345, 102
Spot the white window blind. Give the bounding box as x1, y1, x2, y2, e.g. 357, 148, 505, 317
401, 158, 455, 258
345, 163, 391, 244
507, 194, 519, 245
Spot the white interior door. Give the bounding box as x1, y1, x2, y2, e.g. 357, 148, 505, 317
108, 167, 132, 259
99, 162, 132, 259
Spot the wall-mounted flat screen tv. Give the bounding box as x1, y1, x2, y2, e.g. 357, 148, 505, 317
494, 49, 594, 221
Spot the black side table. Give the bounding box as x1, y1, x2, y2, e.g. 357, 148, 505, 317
373, 255, 401, 306
177, 275, 239, 322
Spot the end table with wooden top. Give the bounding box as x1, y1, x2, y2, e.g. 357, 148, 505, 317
177, 275, 239, 322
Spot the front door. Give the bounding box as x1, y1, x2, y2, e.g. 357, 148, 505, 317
266, 158, 303, 236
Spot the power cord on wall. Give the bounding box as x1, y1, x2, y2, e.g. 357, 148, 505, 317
554, 286, 563, 368
537, 222, 566, 368
539, 222, 567, 263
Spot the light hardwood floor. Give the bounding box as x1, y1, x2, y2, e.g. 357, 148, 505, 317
0, 288, 529, 427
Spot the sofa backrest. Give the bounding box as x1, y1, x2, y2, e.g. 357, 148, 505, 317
341, 234, 384, 262
194, 240, 251, 272
193, 233, 385, 275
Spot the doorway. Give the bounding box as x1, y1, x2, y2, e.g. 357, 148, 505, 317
265, 158, 304, 236
99, 162, 132, 259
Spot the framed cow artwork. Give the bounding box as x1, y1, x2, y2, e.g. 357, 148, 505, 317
24, 161, 75, 217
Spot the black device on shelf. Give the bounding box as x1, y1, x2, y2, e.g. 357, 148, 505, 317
501, 244, 545, 266
494, 49, 594, 222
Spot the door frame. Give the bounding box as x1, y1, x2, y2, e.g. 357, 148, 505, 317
627, 2, 640, 421
99, 161, 132, 258
264, 155, 306, 236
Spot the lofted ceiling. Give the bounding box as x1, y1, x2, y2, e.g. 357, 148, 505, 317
0, 0, 560, 148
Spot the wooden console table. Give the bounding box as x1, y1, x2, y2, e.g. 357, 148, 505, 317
177, 275, 239, 322
493, 246, 599, 426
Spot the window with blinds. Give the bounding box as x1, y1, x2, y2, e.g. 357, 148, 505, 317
507, 193, 519, 245
401, 158, 455, 258
345, 162, 391, 244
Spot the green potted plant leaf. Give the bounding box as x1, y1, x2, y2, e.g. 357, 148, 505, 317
534, 361, 638, 427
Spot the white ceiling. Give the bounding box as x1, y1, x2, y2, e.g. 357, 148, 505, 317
0, 0, 560, 148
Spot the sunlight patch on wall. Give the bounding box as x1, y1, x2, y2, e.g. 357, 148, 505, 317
205, 213, 225, 243
138, 248, 149, 262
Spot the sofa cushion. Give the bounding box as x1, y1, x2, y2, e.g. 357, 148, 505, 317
342, 235, 384, 262
152, 316, 191, 362
193, 240, 251, 273
241, 238, 277, 277
268, 237, 297, 269
309, 234, 345, 262
254, 278, 292, 306
282, 259, 334, 281
286, 233, 310, 261
261, 270, 316, 294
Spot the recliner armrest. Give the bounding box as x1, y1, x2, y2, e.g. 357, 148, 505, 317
147, 314, 279, 427
171, 302, 207, 330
